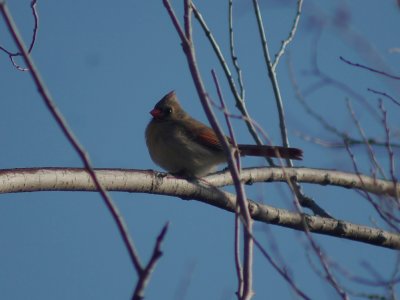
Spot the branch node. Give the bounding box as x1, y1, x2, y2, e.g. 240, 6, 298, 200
335, 220, 348, 235
245, 177, 254, 185
322, 174, 332, 186
248, 201, 257, 215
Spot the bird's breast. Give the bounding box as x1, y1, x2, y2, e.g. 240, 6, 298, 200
145, 120, 226, 177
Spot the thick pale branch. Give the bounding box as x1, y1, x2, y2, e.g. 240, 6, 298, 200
0, 167, 399, 249
207, 167, 400, 198
1, 167, 398, 199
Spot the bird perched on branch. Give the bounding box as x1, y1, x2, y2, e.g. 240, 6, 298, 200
145, 91, 303, 178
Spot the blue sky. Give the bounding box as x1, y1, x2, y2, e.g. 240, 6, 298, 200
1, 1, 399, 299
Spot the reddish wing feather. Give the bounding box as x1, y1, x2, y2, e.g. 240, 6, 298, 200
182, 119, 227, 152
182, 119, 303, 159
195, 127, 224, 151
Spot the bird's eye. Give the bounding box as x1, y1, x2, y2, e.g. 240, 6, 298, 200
165, 107, 172, 114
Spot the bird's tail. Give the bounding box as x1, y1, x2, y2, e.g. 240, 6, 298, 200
238, 145, 303, 160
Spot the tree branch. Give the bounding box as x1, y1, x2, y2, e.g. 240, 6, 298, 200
0, 0, 142, 277
163, 1, 254, 297
131, 222, 169, 300
191, 3, 269, 166
1, 167, 399, 249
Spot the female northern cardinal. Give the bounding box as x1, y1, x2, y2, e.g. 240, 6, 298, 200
145, 91, 303, 177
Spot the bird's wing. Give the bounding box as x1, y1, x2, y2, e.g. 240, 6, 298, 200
182, 118, 227, 152
196, 127, 223, 151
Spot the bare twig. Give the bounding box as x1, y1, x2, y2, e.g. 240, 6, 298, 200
211, 70, 246, 299
329, 256, 400, 288
253, 234, 311, 299
297, 130, 400, 149
344, 142, 400, 232
209, 82, 336, 220
346, 99, 387, 179
132, 222, 169, 300
28, 0, 39, 53
163, 1, 254, 298
272, 0, 303, 70
379, 100, 399, 202
303, 226, 349, 299
252, 0, 291, 156
234, 212, 243, 298
304, 28, 381, 122
0, 0, 142, 276
191, 3, 272, 166
228, 0, 245, 100
214, 65, 312, 297
251, 0, 331, 219
340, 56, 400, 80
0, 0, 38, 71
212, 70, 238, 156
368, 88, 400, 107
208, 97, 275, 145
288, 54, 400, 150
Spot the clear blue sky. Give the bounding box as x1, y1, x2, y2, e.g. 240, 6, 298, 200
1, 1, 399, 299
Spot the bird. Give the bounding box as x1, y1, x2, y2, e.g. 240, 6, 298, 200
145, 91, 303, 178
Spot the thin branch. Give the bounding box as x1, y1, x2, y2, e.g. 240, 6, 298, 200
340, 56, 400, 80
228, 0, 245, 100
272, 0, 303, 70
238, 198, 312, 300
330, 255, 400, 288
1, 167, 400, 249
288, 54, 400, 150
344, 142, 400, 232
164, 0, 254, 296
252, 235, 311, 300
234, 213, 243, 299
163, 1, 255, 298
208, 96, 275, 145
368, 88, 400, 107
295, 130, 400, 149
379, 100, 399, 201
252, 1, 330, 218
211, 69, 250, 299
302, 220, 349, 300
183, 0, 192, 40
28, 0, 39, 53
252, 0, 291, 155
211, 70, 239, 161
252, 1, 331, 219
206, 81, 254, 299
304, 28, 381, 122
132, 222, 169, 300
162, 0, 188, 45
346, 99, 387, 180
0, 1, 142, 275
0, 0, 38, 71
212, 67, 313, 298
191, 3, 272, 166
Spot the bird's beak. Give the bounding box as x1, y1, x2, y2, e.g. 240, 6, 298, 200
150, 108, 163, 119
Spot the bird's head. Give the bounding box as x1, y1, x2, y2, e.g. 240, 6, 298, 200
150, 91, 187, 121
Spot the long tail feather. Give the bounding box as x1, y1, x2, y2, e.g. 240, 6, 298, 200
238, 144, 303, 160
